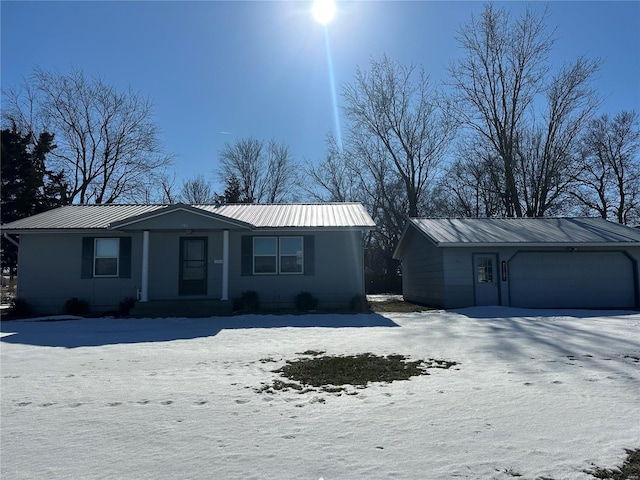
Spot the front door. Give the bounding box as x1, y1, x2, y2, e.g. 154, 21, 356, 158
179, 237, 207, 295
473, 254, 499, 306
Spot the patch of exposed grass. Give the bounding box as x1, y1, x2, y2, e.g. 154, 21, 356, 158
369, 299, 432, 313
586, 449, 640, 480
279, 353, 427, 387
297, 350, 326, 356
256, 353, 458, 396
500, 467, 523, 477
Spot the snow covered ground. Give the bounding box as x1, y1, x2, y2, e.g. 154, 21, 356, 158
1, 307, 639, 479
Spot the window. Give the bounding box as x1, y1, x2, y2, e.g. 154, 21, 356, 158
252, 236, 303, 275
82, 237, 131, 279
94, 238, 119, 277
279, 237, 303, 274
477, 257, 493, 283
253, 237, 277, 274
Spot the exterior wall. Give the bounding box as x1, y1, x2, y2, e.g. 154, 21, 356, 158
628, 247, 640, 308
15, 228, 367, 314
227, 229, 366, 309
398, 228, 446, 307
442, 248, 479, 308
119, 211, 241, 231
146, 231, 224, 300
16, 233, 141, 315
441, 245, 640, 309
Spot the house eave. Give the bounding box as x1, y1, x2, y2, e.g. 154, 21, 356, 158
252, 225, 375, 233
435, 242, 640, 248
0, 228, 114, 235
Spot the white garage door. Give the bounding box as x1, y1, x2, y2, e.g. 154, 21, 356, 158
509, 251, 637, 309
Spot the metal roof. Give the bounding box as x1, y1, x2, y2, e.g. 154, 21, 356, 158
393, 218, 640, 259
403, 217, 640, 247
1, 203, 376, 231
201, 203, 376, 228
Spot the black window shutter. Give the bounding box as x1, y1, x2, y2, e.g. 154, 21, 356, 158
241, 236, 253, 276
304, 235, 315, 276
119, 237, 132, 278
81, 237, 94, 279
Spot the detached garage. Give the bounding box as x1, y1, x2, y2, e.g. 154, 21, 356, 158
393, 217, 640, 310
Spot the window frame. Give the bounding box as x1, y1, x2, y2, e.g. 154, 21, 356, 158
476, 257, 493, 283
93, 237, 120, 278
278, 236, 304, 275
252, 236, 304, 276
252, 236, 278, 275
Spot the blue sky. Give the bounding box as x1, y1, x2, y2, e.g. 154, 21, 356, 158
2, 1, 639, 194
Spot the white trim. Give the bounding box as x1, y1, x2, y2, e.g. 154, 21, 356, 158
93, 238, 119, 277
222, 230, 229, 300
278, 236, 304, 275
141, 231, 149, 302
253, 237, 278, 275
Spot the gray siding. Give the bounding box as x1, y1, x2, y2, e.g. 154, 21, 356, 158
227, 229, 366, 308
440, 245, 640, 309
396, 219, 640, 310
120, 210, 245, 231
15, 228, 367, 314
146, 232, 224, 300
442, 248, 476, 308
17, 233, 140, 314
399, 228, 445, 307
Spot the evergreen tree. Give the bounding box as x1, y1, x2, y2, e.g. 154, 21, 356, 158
217, 175, 253, 204
1, 126, 66, 273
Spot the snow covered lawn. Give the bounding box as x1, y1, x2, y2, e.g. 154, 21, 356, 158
1, 307, 639, 479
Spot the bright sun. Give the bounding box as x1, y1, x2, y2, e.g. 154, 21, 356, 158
312, 0, 336, 25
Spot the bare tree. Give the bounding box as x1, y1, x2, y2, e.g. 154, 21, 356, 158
179, 174, 216, 204
303, 135, 359, 202
443, 140, 506, 218
305, 56, 454, 285
515, 57, 600, 217
158, 171, 179, 204
137, 170, 178, 204
342, 54, 455, 218
2, 67, 171, 204
448, 4, 554, 216
573, 111, 640, 224
217, 137, 297, 203
263, 140, 298, 203
448, 4, 601, 217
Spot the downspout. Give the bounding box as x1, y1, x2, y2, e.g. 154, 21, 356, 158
3, 233, 19, 248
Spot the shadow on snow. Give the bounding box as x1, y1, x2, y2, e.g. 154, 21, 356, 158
0, 313, 400, 348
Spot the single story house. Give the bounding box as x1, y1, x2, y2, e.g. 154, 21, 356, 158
393, 217, 640, 310
1, 203, 376, 315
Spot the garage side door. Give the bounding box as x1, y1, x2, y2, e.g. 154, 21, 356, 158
509, 251, 637, 309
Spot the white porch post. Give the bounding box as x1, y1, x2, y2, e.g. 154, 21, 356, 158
222, 229, 229, 301
141, 230, 150, 302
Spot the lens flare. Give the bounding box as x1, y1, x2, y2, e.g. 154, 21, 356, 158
312, 0, 335, 25
323, 27, 342, 150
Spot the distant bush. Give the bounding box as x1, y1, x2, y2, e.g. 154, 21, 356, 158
295, 291, 319, 312
233, 290, 259, 313
350, 295, 369, 313
64, 297, 90, 316
10, 298, 31, 318
118, 297, 136, 316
